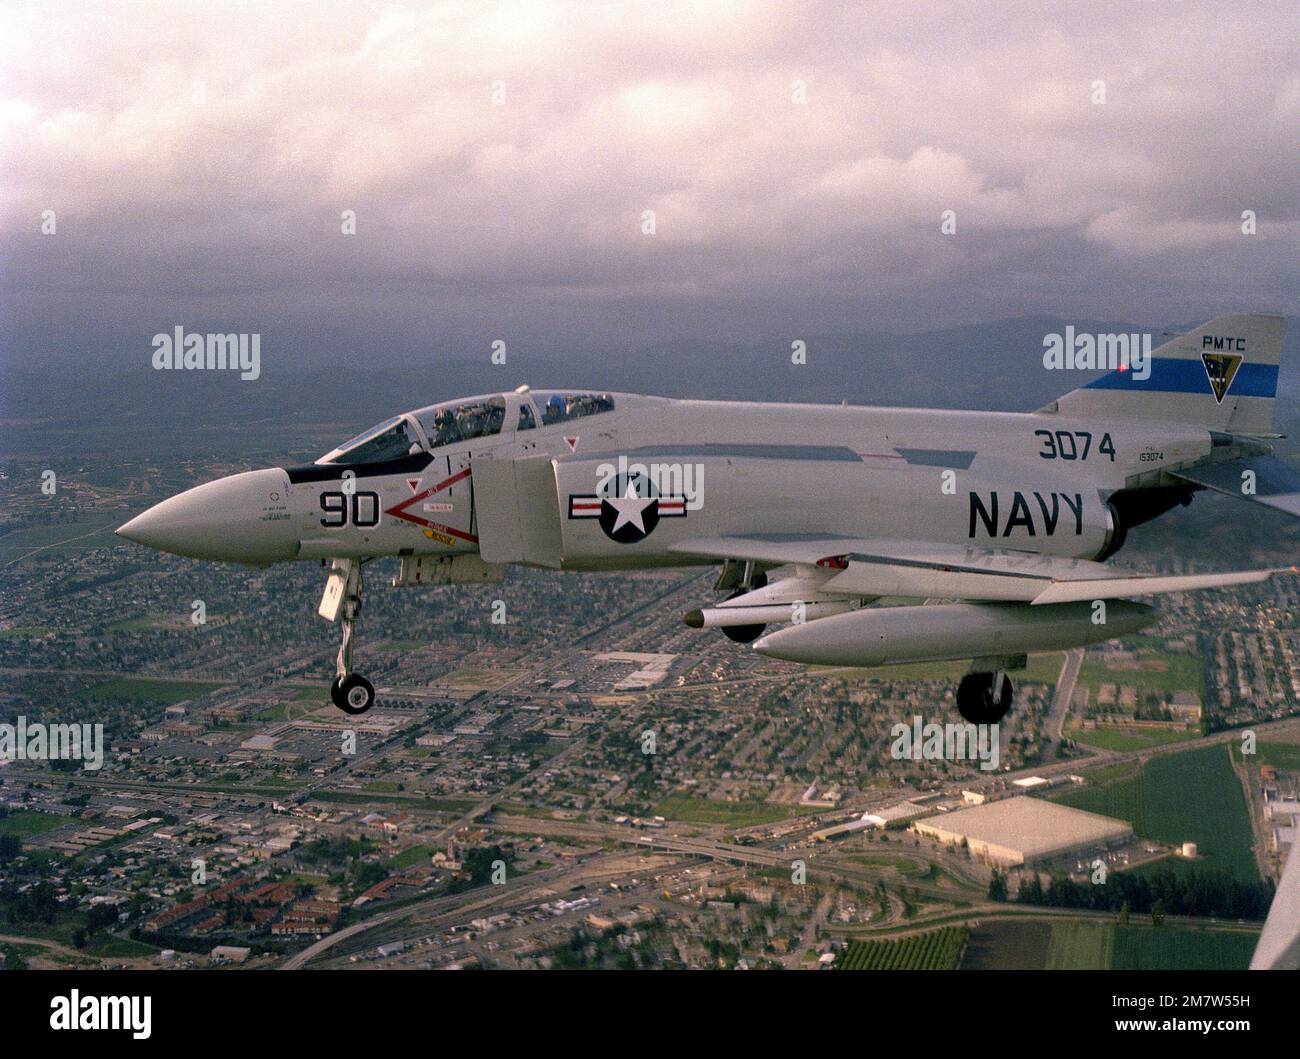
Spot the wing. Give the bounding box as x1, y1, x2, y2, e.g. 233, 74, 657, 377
1251, 834, 1300, 970
1170, 454, 1300, 518
668, 536, 1293, 604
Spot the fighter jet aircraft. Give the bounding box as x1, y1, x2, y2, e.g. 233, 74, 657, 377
117, 313, 1298, 720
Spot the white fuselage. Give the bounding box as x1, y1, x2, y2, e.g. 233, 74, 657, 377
116, 390, 1213, 568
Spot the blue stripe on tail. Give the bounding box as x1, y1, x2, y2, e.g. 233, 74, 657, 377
1083, 357, 1278, 397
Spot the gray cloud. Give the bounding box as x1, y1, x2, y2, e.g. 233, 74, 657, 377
1, 0, 1297, 367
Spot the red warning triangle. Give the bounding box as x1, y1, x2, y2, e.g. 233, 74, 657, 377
564, 436, 579, 454
407, 478, 422, 493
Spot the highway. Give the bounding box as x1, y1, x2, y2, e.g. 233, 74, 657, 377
1044, 647, 1084, 758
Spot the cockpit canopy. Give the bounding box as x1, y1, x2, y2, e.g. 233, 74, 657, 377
415, 395, 507, 448
318, 390, 617, 464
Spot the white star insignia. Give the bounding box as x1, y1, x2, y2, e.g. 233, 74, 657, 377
606, 481, 655, 534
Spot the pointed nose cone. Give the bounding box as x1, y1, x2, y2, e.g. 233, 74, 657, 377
117, 468, 297, 564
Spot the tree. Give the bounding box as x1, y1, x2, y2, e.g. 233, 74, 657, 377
987, 869, 1008, 903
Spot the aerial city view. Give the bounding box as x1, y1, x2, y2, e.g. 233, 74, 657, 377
2, 373, 1298, 973
1, 4, 1298, 1038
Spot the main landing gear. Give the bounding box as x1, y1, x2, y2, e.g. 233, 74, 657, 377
956, 670, 1013, 725
320, 558, 376, 715
720, 564, 768, 644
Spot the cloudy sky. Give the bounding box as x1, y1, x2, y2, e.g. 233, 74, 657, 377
2, 0, 1297, 369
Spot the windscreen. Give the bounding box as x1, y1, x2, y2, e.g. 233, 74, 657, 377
323, 417, 422, 464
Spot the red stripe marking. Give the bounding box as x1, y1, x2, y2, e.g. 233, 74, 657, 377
385, 466, 478, 541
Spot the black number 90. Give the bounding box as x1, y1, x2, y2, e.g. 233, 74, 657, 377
320, 490, 381, 528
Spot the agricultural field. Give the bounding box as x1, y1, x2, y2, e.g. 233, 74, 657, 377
960, 920, 1051, 969
74, 676, 225, 704
1045, 921, 1256, 970
839, 926, 969, 970
1054, 744, 1258, 880
1054, 766, 1148, 832
1046, 921, 1115, 969
1112, 926, 1257, 971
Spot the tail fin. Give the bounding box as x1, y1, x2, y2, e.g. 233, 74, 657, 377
1043, 313, 1287, 435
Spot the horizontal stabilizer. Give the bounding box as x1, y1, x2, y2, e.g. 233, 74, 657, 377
1170, 455, 1300, 518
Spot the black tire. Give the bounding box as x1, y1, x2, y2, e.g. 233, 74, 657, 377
331, 674, 375, 715
721, 574, 769, 644
956, 672, 1013, 724
723, 622, 767, 644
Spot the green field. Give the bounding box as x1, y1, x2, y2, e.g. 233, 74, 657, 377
307, 790, 478, 811
1076, 651, 1203, 697
0, 811, 68, 839
846, 853, 928, 876
0, 517, 124, 561
290, 685, 331, 701
388, 844, 435, 870
378, 640, 428, 653
0, 626, 50, 640
1054, 744, 1258, 880
1046, 921, 1115, 969
75, 676, 225, 704
84, 935, 159, 959
1045, 920, 1254, 969
654, 794, 818, 826
105, 615, 163, 634
436, 667, 522, 691
1067, 726, 1199, 752
1112, 926, 1257, 970
822, 652, 1065, 685
1231, 740, 1300, 771
839, 927, 968, 970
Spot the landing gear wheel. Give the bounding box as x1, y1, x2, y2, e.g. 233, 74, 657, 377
956, 672, 1013, 724
722, 574, 769, 644
332, 674, 375, 715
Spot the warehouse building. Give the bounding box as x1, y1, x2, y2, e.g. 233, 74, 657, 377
912, 796, 1132, 867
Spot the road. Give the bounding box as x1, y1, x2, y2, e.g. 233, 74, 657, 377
1044, 647, 1084, 758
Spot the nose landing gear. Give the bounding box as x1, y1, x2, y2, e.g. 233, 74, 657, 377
320, 558, 376, 714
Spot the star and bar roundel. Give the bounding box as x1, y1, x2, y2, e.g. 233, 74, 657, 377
567, 472, 687, 544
